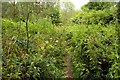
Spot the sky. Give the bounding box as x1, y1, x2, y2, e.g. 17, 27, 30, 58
70, 0, 89, 9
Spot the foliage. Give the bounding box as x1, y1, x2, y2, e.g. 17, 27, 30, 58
2, 1, 120, 80
67, 24, 119, 79
73, 2, 117, 25
2, 18, 65, 79
81, 2, 116, 11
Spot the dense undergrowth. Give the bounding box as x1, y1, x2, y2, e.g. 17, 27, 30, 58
2, 17, 120, 79
2, 1, 120, 80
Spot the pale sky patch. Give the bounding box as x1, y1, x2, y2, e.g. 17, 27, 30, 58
70, 0, 89, 9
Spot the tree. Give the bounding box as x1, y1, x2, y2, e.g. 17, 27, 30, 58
73, 2, 117, 25
81, 2, 116, 11
2, 1, 61, 25
60, 2, 75, 25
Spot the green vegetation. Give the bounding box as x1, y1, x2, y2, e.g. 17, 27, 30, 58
1, 1, 120, 80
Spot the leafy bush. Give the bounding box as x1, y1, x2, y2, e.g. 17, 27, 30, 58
66, 24, 119, 79
2, 2, 120, 80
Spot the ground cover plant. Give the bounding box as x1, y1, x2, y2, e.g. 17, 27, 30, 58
1, 1, 120, 80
